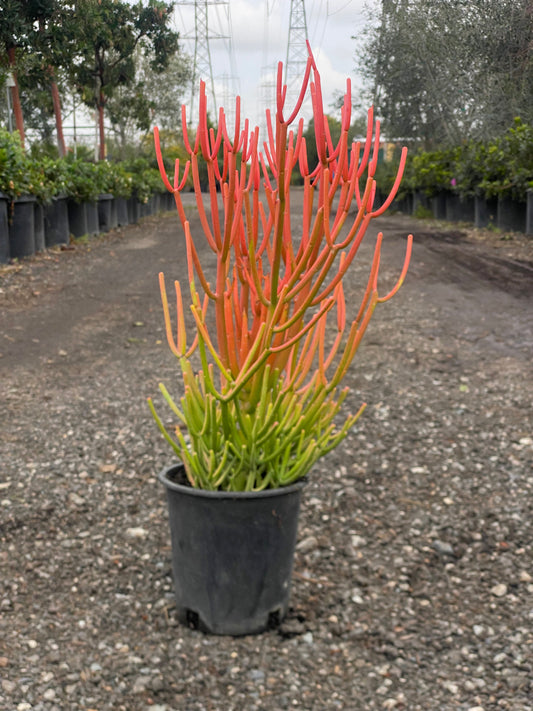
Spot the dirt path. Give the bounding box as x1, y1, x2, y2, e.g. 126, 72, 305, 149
1, 201, 532, 711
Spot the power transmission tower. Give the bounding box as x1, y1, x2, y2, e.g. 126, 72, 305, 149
178, 1, 238, 126
284, 0, 309, 113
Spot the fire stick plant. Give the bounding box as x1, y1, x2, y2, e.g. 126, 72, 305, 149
149, 44, 412, 492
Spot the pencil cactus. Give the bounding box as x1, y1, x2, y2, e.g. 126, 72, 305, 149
149, 44, 412, 491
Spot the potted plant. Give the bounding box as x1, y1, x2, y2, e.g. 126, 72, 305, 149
149, 45, 413, 636
0, 128, 34, 260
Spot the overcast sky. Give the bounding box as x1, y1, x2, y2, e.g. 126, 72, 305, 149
173, 0, 369, 132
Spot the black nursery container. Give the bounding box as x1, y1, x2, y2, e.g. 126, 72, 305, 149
67, 199, 88, 238
44, 196, 70, 247
34, 202, 45, 253
158, 463, 305, 636
9, 194, 36, 259
115, 197, 129, 226
0, 192, 9, 263
86, 201, 99, 236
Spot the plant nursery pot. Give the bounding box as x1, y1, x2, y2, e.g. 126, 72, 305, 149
162, 192, 174, 211
9, 194, 36, 259
34, 202, 45, 253
0, 192, 9, 263
158, 463, 306, 636
140, 199, 151, 218
86, 201, 99, 236
474, 195, 497, 229
445, 193, 475, 223
151, 193, 161, 214
497, 196, 526, 233
527, 189, 533, 236
412, 190, 430, 216
44, 196, 69, 247
127, 197, 140, 224
115, 197, 129, 226
431, 192, 447, 220
67, 199, 88, 238
97, 194, 114, 232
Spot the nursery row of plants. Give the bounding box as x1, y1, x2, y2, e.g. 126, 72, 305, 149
0, 128, 166, 204
0, 182, 174, 265
377, 119, 533, 234
0, 128, 179, 263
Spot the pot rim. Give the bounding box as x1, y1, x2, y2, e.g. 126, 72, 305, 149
158, 462, 307, 500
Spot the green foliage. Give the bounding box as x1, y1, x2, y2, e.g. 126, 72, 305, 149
150, 366, 360, 491
382, 119, 533, 202
120, 157, 161, 202
0, 129, 167, 203
62, 159, 102, 202
95, 161, 132, 199
69, 0, 179, 125
27, 157, 68, 202
0, 129, 30, 198
359, 0, 533, 147
410, 149, 457, 197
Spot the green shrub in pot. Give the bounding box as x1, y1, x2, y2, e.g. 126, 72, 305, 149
0, 128, 30, 199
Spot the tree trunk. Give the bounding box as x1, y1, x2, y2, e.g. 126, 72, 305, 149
97, 81, 106, 161
50, 74, 67, 157
98, 102, 106, 161
7, 47, 25, 148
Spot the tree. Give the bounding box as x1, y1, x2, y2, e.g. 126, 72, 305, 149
105, 47, 192, 149
359, 0, 533, 147
25, 0, 72, 155
69, 0, 180, 160
0, 0, 30, 145
1, 0, 78, 153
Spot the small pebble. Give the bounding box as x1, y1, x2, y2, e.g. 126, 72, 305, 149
296, 536, 318, 553
432, 540, 454, 556
490, 583, 508, 597
126, 527, 149, 539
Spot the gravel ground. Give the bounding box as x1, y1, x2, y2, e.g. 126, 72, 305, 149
1, 194, 532, 711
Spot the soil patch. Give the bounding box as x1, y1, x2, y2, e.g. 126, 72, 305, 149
1, 202, 532, 711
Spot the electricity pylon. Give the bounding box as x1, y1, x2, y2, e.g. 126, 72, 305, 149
284, 0, 309, 113
177, 1, 238, 126
259, 0, 309, 137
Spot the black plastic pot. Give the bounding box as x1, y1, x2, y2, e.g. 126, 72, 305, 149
86, 202, 99, 236
0, 192, 9, 263
158, 463, 306, 636
9, 194, 36, 259
431, 192, 447, 220
67, 199, 87, 238
497, 196, 526, 233
140, 199, 151, 218
412, 190, 430, 216
115, 197, 129, 226
445, 194, 475, 223
127, 197, 140, 224
151, 193, 161, 214
34, 203, 45, 253
44, 196, 69, 247
475, 195, 497, 229
98, 194, 114, 232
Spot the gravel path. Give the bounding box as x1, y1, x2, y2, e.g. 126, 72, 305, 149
1, 198, 532, 711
